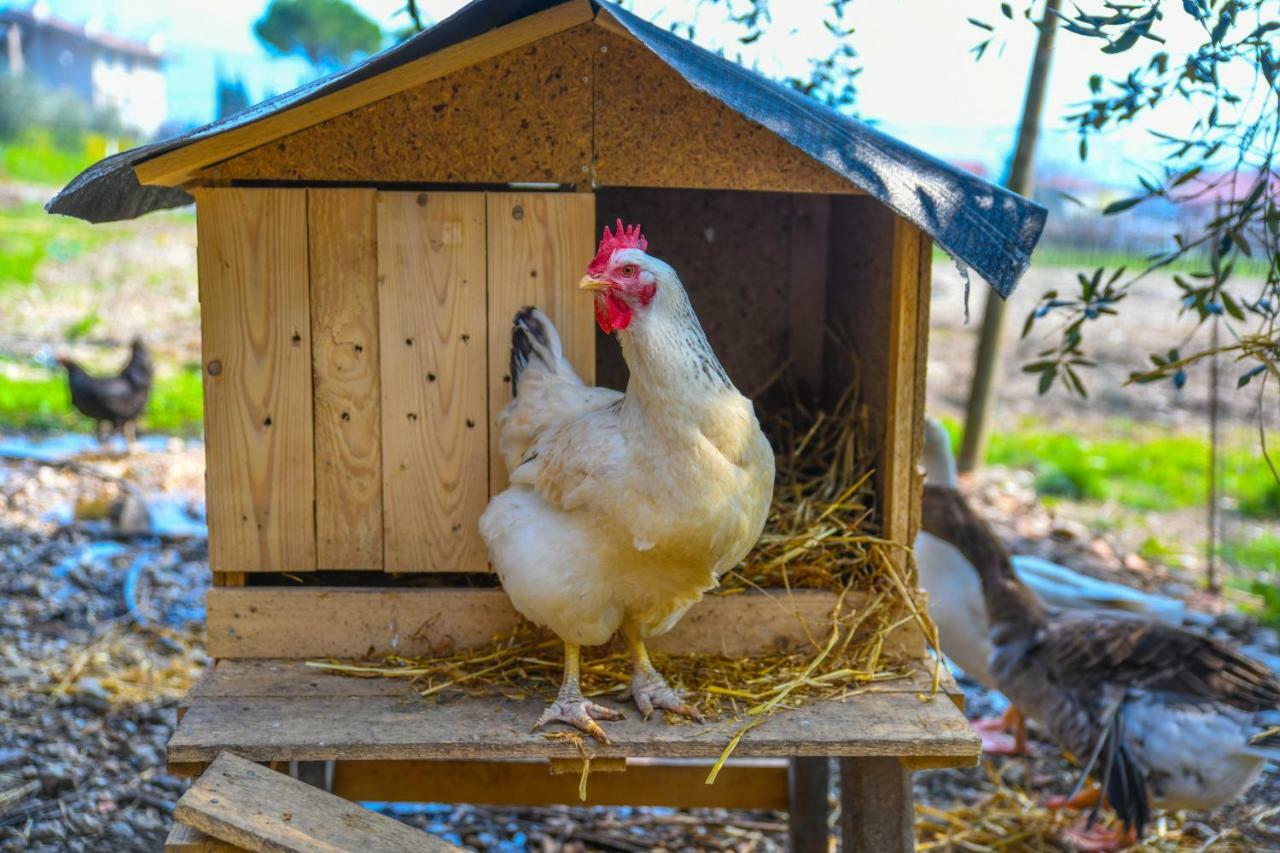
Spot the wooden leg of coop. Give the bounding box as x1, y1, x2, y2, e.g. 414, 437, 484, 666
787, 757, 831, 853
292, 761, 331, 792
838, 757, 913, 853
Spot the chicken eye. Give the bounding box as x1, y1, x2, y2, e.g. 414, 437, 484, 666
619, 264, 638, 277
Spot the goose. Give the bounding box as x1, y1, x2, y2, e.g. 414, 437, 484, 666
923, 481, 1280, 850
914, 418, 1201, 752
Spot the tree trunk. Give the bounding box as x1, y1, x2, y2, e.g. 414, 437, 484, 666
957, 0, 1061, 473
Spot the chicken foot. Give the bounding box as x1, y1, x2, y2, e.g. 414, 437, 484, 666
620, 624, 704, 722
533, 642, 624, 744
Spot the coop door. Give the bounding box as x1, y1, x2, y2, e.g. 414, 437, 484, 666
198, 188, 595, 575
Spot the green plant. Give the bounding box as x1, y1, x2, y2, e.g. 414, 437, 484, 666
0, 368, 204, 435
1218, 533, 1280, 573
942, 416, 1279, 518
64, 313, 102, 342
0, 203, 128, 288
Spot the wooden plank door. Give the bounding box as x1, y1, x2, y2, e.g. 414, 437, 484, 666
197, 188, 316, 574
379, 192, 489, 572
485, 192, 596, 495
309, 189, 383, 570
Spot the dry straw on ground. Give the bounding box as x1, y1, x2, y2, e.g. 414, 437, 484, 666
310, 364, 942, 779
916, 761, 1270, 851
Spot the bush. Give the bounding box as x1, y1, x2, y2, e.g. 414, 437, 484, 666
0, 74, 124, 149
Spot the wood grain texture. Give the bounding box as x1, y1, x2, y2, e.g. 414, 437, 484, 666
167, 668, 978, 765
378, 192, 488, 572
485, 192, 596, 494
165, 822, 243, 852
197, 188, 316, 574
202, 588, 922, 660
138, 2, 594, 186
592, 26, 859, 194
881, 221, 928, 568
331, 759, 789, 809
308, 189, 383, 570
174, 752, 458, 852
204, 26, 594, 187
839, 756, 914, 853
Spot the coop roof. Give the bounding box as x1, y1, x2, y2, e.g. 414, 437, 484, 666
47, 0, 1045, 297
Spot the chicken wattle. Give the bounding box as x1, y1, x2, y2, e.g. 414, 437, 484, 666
478, 221, 775, 742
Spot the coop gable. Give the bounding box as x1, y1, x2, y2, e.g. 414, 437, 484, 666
199, 20, 855, 195
50, 0, 1046, 298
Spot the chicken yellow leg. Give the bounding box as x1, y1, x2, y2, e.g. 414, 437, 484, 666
621, 623, 703, 722
533, 642, 624, 744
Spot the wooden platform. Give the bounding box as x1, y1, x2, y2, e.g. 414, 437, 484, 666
171, 660, 976, 771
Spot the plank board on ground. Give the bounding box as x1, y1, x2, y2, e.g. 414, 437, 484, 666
174, 752, 458, 852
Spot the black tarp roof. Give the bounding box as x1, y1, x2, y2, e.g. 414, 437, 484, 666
47, 0, 1046, 297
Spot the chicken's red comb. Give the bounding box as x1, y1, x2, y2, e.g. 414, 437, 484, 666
588, 219, 648, 275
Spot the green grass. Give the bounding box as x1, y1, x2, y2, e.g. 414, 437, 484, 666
0, 202, 128, 289
1218, 533, 1280, 573
0, 369, 204, 435
940, 417, 1280, 520
0, 129, 112, 186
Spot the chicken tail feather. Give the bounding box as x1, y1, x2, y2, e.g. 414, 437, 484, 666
510, 307, 566, 396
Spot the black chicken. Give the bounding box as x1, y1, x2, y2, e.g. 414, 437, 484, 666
58, 337, 153, 443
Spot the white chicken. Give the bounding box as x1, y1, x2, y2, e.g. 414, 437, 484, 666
479, 221, 775, 742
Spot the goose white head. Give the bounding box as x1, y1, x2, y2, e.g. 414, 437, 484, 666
922, 417, 958, 488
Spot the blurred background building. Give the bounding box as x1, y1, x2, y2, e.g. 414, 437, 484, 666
1, 2, 165, 137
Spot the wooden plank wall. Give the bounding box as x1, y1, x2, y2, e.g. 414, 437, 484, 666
378, 192, 489, 572
201, 189, 596, 576
309, 189, 382, 569
485, 192, 596, 494
198, 188, 316, 575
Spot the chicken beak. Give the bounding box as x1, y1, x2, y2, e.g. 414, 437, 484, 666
578, 275, 610, 292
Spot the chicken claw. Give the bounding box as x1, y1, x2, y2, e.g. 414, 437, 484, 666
623, 669, 704, 722
533, 694, 625, 744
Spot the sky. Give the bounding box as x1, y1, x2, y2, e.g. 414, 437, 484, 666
26, 0, 1237, 187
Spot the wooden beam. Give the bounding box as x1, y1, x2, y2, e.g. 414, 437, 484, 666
197, 188, 315, 574
203, 588, 923, 660
174, 752, 459, 852
308, 188, 383, 570
881, 221, 931, 569
839, 757, 914, 853
378, 192, 489, 572
787, 757, 831, 853
330, 759, 789, 809
134, 1, 595, 187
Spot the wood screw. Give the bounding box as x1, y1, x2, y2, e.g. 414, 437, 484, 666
207, 360, 222, 376
512, 205, 524, 220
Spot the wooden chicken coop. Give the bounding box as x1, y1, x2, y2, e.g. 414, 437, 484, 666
51, 1, 1045, 849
